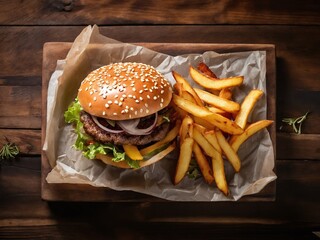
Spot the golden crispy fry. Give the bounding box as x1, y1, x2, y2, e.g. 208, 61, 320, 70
197, 62, 218, 78
172, 71, 204, 107
215, 130, 241, 172
234, 89, 264, 129
194, 88, 240, 113
181, 90, 197, 104
193, 116, 216, 130
140, 122, 180, 156
193, 142, 214, 184
190, 66, 244, 90
211, 153, 228, 196
193, 124, 221, 154
173, 82, 183, 95
174, 137, 194, 185
193, 127, 219, 158
230, 120, 273, 152
123, 145, 143, 160
203, 130, 222, 154
179, 115, 194, 144
219, 88, 233, 100
173, 94, 243, 135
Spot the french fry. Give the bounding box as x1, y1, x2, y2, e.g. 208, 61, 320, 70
173, 82, 183, 95
193, 127, 219, 158
173, 94, 243, 135
211, 153, 228, 195
207, 106, 226, 115
234, 89, 264, 129
215, 130, 241, 172
140, 122, 180, 156
172, 71, 204, 107
197, 62, 218, 78
123, 145, 143, 161
219, 88, 233, 100
194, 88, 240, 113
230, 120, 273, 152
190, 66, 244, 90
174, 137, 194, 185
179, 115, 194, 144
181, 90, 197, 104
193, 142, 214, 184
197, 62, 220, 95
203, 130, 222, 154
193, 116, 216, 130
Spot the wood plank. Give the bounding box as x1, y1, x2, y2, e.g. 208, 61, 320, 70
0, 0, 319, 25
277, 133, 320, 160
0, 26, 319, 133
0, 85, 41, 129
0, 225, 318, 240
1, 158, 320, 225
0, 129, 41, 155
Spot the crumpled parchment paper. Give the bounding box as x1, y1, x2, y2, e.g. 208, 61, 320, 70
43, 25, 276, 201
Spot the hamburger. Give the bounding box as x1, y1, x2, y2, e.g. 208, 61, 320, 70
64, 62, 177, 168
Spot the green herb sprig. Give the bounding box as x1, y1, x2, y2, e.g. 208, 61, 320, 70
281, 111, 310, 134
0, 137, 19, 163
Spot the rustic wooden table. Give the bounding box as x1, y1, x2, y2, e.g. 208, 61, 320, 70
0, 1, 319, 239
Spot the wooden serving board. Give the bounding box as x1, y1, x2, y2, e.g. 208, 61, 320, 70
41, 42, 276, 202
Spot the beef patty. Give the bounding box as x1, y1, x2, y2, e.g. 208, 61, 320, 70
80, 111, 170, 146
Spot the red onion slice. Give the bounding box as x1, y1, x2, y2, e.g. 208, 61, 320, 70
92, 116, 124, 134
117, 113, 158, 135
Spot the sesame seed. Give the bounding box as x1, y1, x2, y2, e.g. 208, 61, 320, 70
93, 96, 97, 101
103, 111, 106, 115
105, 103, 109, 108
135, 100, 139, 103
147, 95, 150, 99
153, 96, 157, 100
89, 103, 92, 107
134, 111, 138, 115
107, 100, 112, 104
113, 113, 117, 116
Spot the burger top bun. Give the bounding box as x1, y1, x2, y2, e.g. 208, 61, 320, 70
77, 62, 173, 120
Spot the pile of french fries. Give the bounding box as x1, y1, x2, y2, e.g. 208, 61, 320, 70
172, 62, 273, 195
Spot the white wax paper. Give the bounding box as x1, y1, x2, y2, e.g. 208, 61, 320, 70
43, 25, 276, 201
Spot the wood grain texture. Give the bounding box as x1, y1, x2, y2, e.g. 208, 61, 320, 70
1, 158, 320, 228
0, 0, 319, 25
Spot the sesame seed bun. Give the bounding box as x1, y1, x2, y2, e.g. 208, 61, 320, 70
77, 62, 172, 120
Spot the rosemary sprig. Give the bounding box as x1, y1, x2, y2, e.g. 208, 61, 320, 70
0, 137, 20, 161
281, 111, 310, 134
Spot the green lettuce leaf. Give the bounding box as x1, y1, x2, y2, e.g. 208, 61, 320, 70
64, 99, 129, 164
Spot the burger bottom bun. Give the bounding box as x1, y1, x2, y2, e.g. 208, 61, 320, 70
96, 141, 176, 169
